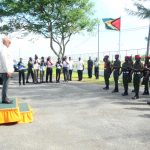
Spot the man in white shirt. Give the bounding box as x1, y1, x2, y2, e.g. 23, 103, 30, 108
68, 57, 74, 81
0, 36, 14, 104
77, 57, 84, 81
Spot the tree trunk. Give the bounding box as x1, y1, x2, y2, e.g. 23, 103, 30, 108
146, 22, 150, 56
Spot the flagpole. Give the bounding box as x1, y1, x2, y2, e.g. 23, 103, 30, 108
98, 23, 100, 61
118, 17, 121, 56
119, 30, 121, 54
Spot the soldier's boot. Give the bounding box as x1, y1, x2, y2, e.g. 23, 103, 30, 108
103, 87, 109, 90
132, 95, 139, 100
143, 90, 149, 95
122, 92, 128, 96
112, 88, 119, 93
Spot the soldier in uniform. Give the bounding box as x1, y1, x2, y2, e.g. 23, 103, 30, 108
142, 56, 150, 95
120, 56, 132, 96
103, 55, 111, 90
132, 55, 144, 99
112, 54, 121, 92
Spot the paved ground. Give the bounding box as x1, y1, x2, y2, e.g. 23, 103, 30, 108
0, 76, 150, 150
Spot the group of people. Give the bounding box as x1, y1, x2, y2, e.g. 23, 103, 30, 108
103, 54, 150, 100
18, 56, 100, 85
17, 55, 87, 85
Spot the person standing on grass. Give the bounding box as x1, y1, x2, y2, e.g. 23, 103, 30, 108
103, 55, 111, 90
62, 56, 69, 82
33, 54, 40, 84
40, 56, 46, 83
87, 56, 93, 78
18, 58, 26, 85
56, 58, 62, 83
0, 36, 14, 104
46, 56, 53, 83
94, 57, 99, 79
26, 57, 34, 83
68, 57, 74, 81
77, 57, 84, 81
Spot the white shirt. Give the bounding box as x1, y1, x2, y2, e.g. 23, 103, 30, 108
68, 60, 74, 70
0, 44, 14, 73
62, 61, 68, 68
77, 60, 84, 70
34, 59, 40, 70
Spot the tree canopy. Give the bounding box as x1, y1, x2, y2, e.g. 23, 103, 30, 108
126, 0, 150, 56
0, 0, 97, 58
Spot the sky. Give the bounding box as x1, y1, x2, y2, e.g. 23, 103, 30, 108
4, 0, 150, 60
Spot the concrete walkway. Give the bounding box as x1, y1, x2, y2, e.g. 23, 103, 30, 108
0, 78, 150, 150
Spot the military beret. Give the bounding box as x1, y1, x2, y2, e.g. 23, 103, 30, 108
145, 56, 150, 59
104, 55, 109, 58
115, 54, 119, 57
135, 55, 141, 59
125, 56, 130, 59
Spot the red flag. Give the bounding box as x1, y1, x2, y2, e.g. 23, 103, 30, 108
111, 18, 121, 31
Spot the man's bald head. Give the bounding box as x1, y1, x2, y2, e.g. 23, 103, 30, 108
2, 37, 11, 48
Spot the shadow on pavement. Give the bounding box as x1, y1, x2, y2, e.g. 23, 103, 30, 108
125, 107, 150, 111
113, 101, 148, 106
138, 114, 150, 118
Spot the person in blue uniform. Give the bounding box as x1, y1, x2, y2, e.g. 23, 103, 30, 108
18, 58, 26, 85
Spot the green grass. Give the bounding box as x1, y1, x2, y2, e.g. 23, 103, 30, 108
22, 68, 135, 87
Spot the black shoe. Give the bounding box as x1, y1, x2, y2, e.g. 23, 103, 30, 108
26, 81, 29, 83
147, 100, 150, 105
122, 93, 128, 96
2, 98, 13, 104
132, 96, 139, 100
103, 87, 109, 90
142, 92, 149, 95
112, 89, 119, 93
132, 90, 135, 92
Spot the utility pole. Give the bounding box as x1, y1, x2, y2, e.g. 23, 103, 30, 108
146, 21, 150, 56
98, 23, 100, 61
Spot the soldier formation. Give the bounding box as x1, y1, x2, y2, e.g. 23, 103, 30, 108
103, 54, 150, 100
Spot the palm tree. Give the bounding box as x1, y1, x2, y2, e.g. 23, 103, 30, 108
126, 0, 150, 56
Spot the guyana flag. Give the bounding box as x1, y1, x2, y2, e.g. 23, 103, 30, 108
102, 18, 121, 31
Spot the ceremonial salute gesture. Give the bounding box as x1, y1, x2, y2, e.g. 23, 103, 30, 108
132, 55, 144, 99
103, 55, 111, 90
112, 54, 121, 93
